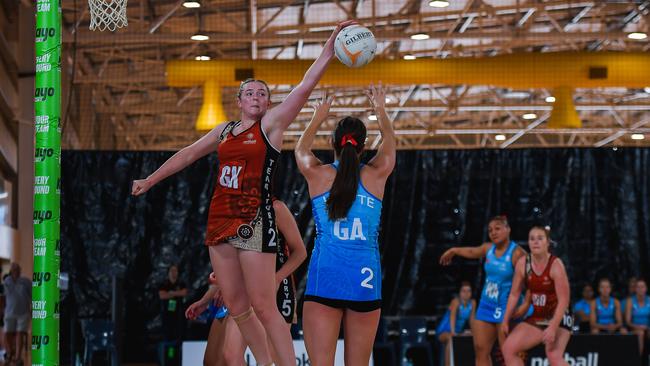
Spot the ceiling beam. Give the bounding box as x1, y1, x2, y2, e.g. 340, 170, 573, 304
149, 0, 185, 33
95, 102, 650, 114
63, 30, 633, 44
594, 118, 650, 147
500, 112, 550, 148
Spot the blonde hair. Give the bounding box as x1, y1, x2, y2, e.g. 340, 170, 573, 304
237, 78, 271, 99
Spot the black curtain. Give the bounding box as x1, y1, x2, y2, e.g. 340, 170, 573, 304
60, 148, 650, 362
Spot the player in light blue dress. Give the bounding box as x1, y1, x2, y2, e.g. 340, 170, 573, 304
590, 278, 626, 334
624, 279, 650, 355
572, 283, 594, 332
439, 216, 529, 366
437, 282, 476, 366
295, 84, 396, 366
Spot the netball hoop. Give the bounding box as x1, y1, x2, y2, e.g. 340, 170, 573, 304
88, 0, 128, 31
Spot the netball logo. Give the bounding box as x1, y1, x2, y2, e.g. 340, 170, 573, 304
243, 132, 257, 145
237, 224, 254, 240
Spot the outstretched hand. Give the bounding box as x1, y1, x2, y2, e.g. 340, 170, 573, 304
439, 248, 456, 266
310, 93, 334, 125
365, 82, 386, 111
131, 178, 152, 196
185, 300, 208, 320
325, 20, 360, 52
333, 20, 359, 38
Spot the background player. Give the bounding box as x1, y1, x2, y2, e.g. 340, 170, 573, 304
572, 284, 594, 332
437, 281, 476, 366
439, 216, 527, 366
625, 278, 650, 356
501, 226, 572, 366
590, 278, 627, 334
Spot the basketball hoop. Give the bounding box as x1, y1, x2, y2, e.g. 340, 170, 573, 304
88, 0, 128, 31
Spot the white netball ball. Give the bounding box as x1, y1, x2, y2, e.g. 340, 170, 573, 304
334, 25, 377, 68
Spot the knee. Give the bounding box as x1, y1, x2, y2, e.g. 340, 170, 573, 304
251, 303, 275, 325
501, 340, 518, 360
203, 353, 221, 366
222, 347, 241, 366
223, 295, 250, 316
249, 296, 276, 324
473, 341, 490, 358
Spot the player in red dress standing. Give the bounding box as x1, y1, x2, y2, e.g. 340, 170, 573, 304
501, 226, 573, 366
131, 20, 357, 366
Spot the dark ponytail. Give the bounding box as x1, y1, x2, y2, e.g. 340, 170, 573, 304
327, 117, 367, 220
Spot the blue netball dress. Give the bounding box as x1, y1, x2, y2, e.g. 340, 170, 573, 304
305, 162, 382, 304
630, 296, 650, 326
572, 299, 591, 317
436, 301, 473, 334
476, 242, 518, 323
595, 297, 616, 325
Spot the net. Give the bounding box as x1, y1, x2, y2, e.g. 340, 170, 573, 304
88, 0, 128, 31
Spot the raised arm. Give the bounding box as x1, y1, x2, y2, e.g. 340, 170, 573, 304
439, 243, 490, 265
366, 83, 396, 177
132, 122, 229, 195
294, 94, 332, 178
263, 20, 357, 143
274, 201, 307, 289
502, 256, 526, 336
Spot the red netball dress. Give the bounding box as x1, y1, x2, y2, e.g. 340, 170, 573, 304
525, 255, 573, 330
205, 120, 280, 253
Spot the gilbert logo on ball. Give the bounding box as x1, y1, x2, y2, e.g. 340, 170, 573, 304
335, 25, 377, 68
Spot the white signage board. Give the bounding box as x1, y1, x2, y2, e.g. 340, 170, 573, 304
182, 340, 373, 366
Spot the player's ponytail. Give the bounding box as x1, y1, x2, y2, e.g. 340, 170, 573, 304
327, 117, 367, 220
